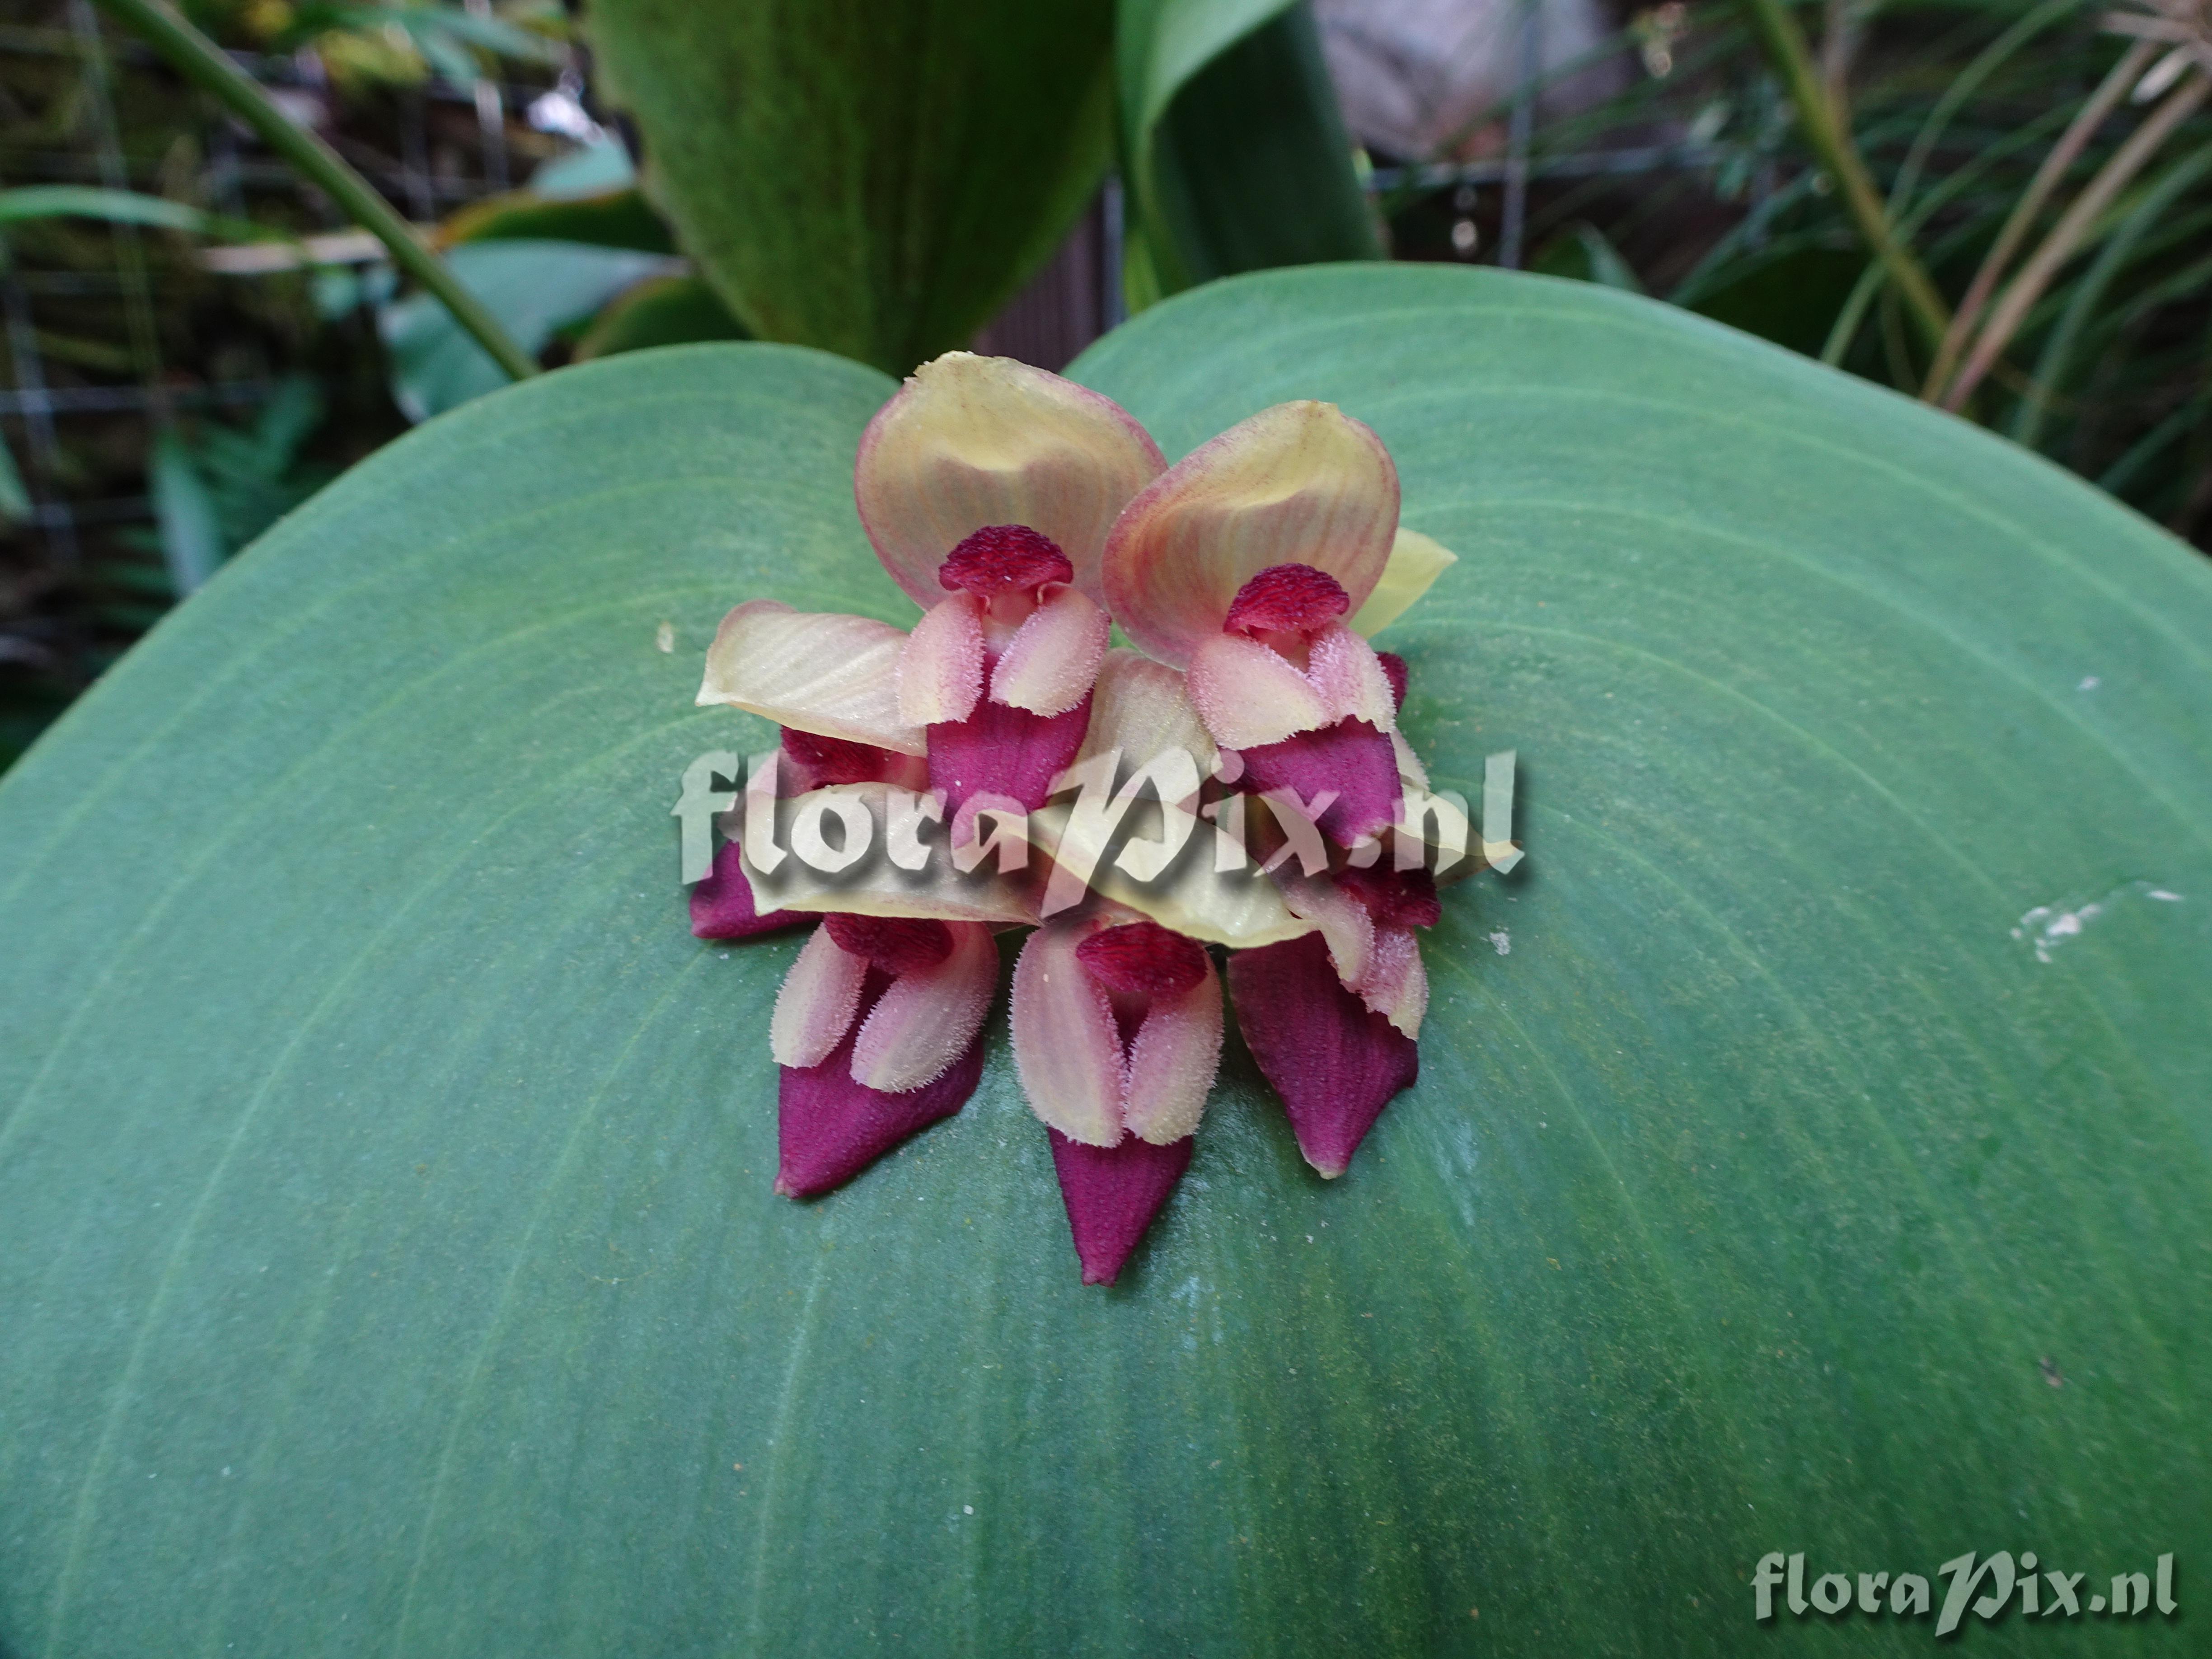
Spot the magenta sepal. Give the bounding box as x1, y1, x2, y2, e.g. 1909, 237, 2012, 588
1233, 716, 1401, 848
1047, 1128, 1194, 1286
928, 689, 1093, 818
691, 838, 807, 940
1228, 932, 1419, 1178
776, 968, 985, 1197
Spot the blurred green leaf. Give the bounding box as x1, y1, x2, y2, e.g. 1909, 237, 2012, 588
1116, 0, 1381, 304
145, 380, 333, 598
586, 0, 1116, 373
0, 431, 28, 525
442, 188, 675, 255
1687, 237, 1868, 357
437, 141, 672, 256
1531, 222, 1646, 293
149, 431, 226, 597
377, 239, 677, 420
0, 185, 276, 244
288, 1, 563, 70
571, 274, 749, 360
527, 136, 637, 201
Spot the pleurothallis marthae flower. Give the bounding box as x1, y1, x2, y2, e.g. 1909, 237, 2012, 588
689, 351, 1466, 1283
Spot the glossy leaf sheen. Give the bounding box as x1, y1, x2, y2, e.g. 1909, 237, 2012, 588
0, 269, 2207, 1655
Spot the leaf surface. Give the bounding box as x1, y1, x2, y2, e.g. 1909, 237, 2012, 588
1, 268, 2207, 1656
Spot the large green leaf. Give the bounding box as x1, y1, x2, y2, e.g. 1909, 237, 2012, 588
585, 0, 1116, 374
2, 268, 2207, 1656
1116, 0, 1382, 305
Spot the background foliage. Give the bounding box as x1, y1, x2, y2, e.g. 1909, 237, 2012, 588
9, 0, 2212, 776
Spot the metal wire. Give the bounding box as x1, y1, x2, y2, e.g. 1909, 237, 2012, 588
0, 12, 552, 567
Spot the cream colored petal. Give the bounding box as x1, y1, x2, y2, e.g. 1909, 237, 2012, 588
855, 352, 1167, 608
1073, 647, 1217, 778
1273, 869, 1377, 990
989, 586, 1109, 717
1350, 527, 1458, 637
1305, 622, 1398, 731
743, 782, 1041, 924
698, 600, 926, 756
1101, 400, 1400, 668
1391, 730, 1430, 792
1009, 918, 1126, 1147
1359, 925, 1429, 1039
1185, 633, 1331, 750
1025, 801, 1315, 950
848, 921, 998, 1092
897, 593, 985, 726
1123, 961, 1223, 1145
769, 924, 867, 1069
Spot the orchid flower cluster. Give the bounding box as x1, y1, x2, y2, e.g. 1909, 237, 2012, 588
686, 353, 1477, 1285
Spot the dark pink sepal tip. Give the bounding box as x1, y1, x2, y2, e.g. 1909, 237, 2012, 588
776, 993, 984, 1198
1228, 932, 1419, 1177
1047, 1129, 1194, 1285
691, 837, 807, 940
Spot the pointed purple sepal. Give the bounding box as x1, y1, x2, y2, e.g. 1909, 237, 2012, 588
928, 689, 1092, 819
776, 970, 985, 1197
1234, 716, 1401, 847
1228, 932, 1418, 1177
692, 837, 807, 939
1047, 1128, 1193, 1285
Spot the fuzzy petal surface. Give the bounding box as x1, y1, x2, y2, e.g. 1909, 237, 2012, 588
989, 586, 1110, 717
1122, 964, 1223, 1145
1348, 526, 1457, 637
689, 837, 807, 940
1358, 924, 1429, 1039
769, 924, 868, 1070
928, 691, 1092, 819
1047, 1128, 1193, 1285
1186, 633, 1332, 750
698, 599, 925, 756
1236, 717, 1402, 848
896, 593, 985, 726
1010, 919, 1125, 1147
848, 921, 999, 1093
1228, 932, 1420, 1179
1273, 868, 1378, 991
1072, 647, 1218, 777
854, 352, 1165, 607
1101, 401, 1399, 668
1305, 622, 1398, 732
777, 983, 984, 1198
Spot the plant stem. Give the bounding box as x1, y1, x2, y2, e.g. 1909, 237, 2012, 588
1922, 38, 2155, 403
92, 0, 539, 383
1942, 69, 2210, 412
1740, 0, 1951, 351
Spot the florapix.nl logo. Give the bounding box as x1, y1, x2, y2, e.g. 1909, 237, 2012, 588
670, 742, 1523, 912
1753, 1550, 2179, 1635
